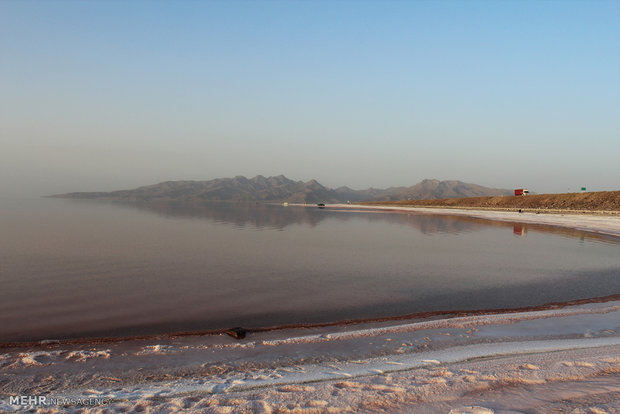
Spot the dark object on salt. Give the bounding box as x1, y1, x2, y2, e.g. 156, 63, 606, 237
225, 327, 248, 339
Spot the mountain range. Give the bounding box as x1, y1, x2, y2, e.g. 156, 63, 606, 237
52, 175, 512, 203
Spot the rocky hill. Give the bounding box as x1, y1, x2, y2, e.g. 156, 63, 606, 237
51, 175, 512, 203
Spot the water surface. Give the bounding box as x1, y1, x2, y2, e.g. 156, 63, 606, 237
1, 198, 618, 342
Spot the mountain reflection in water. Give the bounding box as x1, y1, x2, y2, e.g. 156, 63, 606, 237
109, 199, 617, 243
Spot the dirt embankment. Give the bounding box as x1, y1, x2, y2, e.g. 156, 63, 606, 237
363, 191, 620, 213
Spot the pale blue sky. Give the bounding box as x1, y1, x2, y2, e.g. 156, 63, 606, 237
1, 0, 619, 196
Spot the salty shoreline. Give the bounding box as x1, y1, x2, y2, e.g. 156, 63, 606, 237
1, 300, 618, 413
2, 294, 619, 350
326, 203, 620, 238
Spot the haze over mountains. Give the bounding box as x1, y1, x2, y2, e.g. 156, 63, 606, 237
53, 175, 511, 203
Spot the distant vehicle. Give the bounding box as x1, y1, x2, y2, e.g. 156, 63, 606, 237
317, 203, 325, 208
514, 189, 529, 196
282, 202, 289, 206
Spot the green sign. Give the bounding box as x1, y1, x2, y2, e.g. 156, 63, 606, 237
581, 187, 586, 191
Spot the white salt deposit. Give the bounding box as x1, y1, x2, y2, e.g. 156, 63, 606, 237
1, 301, 618, 413
328, 204, 620, 237
65, 349, 111, 362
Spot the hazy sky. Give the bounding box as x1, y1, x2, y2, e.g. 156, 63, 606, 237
1, 0, 619, 197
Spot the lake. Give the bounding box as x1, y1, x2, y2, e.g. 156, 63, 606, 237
0, 198, 618, 342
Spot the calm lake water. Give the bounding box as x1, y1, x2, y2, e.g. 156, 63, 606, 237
1, 198, 619, 342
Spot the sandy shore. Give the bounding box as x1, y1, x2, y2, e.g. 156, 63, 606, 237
326, 204, 620, 238
1, 206, 618, 413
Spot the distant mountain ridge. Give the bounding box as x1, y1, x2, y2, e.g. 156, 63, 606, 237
52, 175, 512, 203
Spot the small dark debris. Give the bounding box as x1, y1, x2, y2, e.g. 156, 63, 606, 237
225, 327, 248, 339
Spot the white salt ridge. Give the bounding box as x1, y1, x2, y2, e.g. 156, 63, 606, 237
259, 304, 619, 347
